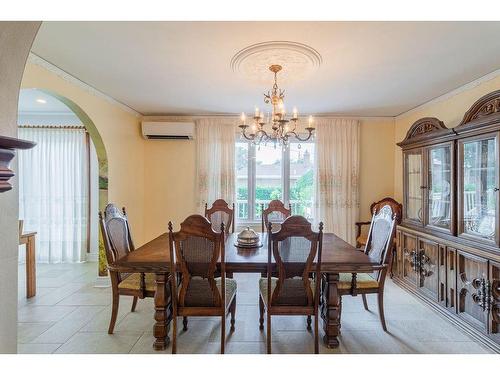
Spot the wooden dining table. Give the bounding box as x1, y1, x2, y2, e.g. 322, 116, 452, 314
112, 232, 381, 351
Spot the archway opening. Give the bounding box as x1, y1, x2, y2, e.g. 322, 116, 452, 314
17, 88, 109, 278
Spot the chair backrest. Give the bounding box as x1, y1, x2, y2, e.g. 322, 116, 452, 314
169, 214, 226, 308
369, 197, 402, 225
99, 203, 135, 266
261, 199, 292, 232
205, 199, 235, 234
267, 215, 323, 307
364, 204, 398, 273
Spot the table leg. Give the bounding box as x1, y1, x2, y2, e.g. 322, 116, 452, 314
321, 273, 342, 348
26, 236, 36, 298
153, 272, 171, 350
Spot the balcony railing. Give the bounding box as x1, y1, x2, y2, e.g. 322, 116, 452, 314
236, 199, 313, 221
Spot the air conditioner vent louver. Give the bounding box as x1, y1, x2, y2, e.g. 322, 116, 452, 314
146, 135, 191, 140
141, 121, 195, 140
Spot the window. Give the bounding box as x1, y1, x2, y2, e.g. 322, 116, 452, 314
236, 141, 315, 222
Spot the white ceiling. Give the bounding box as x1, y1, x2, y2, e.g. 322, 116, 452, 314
31, 21, 500, 117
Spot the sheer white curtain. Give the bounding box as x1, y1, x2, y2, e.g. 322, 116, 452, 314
195, 118, 236, 213
314, 118, 360, 245
18, 127, 89, 263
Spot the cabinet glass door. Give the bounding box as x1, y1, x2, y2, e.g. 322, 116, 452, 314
405, 151, 423, 224
427, 144, 452, 231
460, 135, 498, 243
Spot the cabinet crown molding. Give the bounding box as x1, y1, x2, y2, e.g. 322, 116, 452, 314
397, 117, 450, 147
456, 89, 500, 130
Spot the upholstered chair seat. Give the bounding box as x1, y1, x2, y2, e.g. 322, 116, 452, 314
118, 273, 157, 292
259, 277, 315, 306
182, 277, 237, 308
338, 273, 379, 289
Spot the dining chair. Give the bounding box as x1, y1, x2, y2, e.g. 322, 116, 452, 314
168, 214, 237, 354
355, 197, 401, 248
205, 199, 235, 234
259, 215, 323, 354
99, 203, 160, 334
261, 199, 292, 232
338, 204, 399, 331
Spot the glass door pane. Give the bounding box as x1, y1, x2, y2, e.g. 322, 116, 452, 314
235, 142, 249, 221
427, 145, 452, 230
254, 143, 283, 219
462, 137, 497, 241
405, 151, 423, 223
289, 142, 315, 220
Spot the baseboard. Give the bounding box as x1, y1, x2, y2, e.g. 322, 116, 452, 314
393, 277, 500, 354
94, 276, 111, 288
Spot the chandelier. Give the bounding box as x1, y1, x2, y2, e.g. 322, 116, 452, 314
238, 64, 315, 148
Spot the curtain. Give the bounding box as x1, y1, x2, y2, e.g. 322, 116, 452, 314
18, 127, 89, 263
314, 118, 360, 245
195, 118, 236, 213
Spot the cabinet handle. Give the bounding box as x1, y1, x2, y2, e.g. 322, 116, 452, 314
494, 188, 499, 192
420, 186, 427, 189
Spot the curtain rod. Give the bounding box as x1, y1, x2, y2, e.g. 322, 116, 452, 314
19, 125, 87, 130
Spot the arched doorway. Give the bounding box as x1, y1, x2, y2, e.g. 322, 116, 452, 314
18, 88, 109, 276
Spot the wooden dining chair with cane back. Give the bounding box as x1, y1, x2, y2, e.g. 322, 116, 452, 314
261, 199, 292, 233
259, 215, 323, 354
99, 203, 160, 334
205, 199, 235, 234
168, 214, 237, 354
338, 203, 399, 331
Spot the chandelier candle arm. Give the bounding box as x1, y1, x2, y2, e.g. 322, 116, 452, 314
238, 64, 315, 146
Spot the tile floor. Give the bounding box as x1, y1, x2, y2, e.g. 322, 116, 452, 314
17, 262, 493, 354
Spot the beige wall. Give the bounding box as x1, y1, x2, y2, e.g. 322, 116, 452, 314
21, 62, 147, 246
393, 74, 500, 202
0, 21, 40, 354
142, 117, 396, 238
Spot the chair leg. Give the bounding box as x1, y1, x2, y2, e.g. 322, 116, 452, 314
362, 294, 369, 310
183, 316, 188, 331
172, 315, 177, 354
108, 292, 119, 334
131, 296, 138, 312
221, 314, 226, 354
306, 315, 312, 330
259, 295, 265, 330
314, 313, 319, 354
377, 291, 387, 332
230, 297, 236, 332
266, 312, 272, 354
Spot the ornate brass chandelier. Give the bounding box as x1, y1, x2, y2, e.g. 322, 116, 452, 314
238, 64, 315, 147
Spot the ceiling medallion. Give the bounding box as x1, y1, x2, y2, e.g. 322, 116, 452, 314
230, 41, 322, 86
238, 64, 315, 148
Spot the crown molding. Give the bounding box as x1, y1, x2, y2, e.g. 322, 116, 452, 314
27, 52, 142, 118
396, 68, 500, 119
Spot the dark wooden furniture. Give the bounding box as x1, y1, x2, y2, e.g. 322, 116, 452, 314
340, 204, 398, 331
113, 230, 379, 351
19, 219, 37, 298
205, 199, 235, 234
99, 204, 165, 335
0, 135, 35, 193
259, 216, 323, 353
261, 199, 292, 232
394, 90, 500, 353
355, 197, 402, 247
168, 215, 237, 354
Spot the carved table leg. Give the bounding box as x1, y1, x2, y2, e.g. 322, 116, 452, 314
153, 272, 171, 350
321, 273, 342, 348
26, 236, 36, 298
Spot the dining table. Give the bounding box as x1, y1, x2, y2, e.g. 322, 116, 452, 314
112, 231, 381, 351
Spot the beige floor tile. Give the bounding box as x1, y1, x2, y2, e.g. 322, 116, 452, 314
54, 332, 141, 354
32, 306, 106, 344
18, 305, 77, 323
56, 292, 111, 306
18, 343, 62, 354
412, 340, 490, 354
17, 322, 55, 343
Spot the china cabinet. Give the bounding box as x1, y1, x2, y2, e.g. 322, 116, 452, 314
395, 90, 500, 353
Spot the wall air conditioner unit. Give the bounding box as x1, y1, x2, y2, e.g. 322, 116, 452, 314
141, 121, 195, 140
